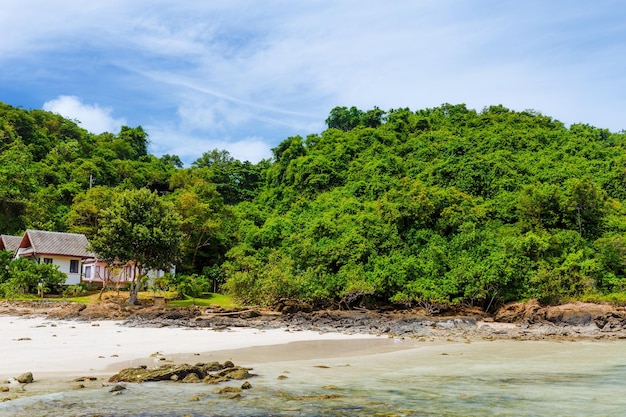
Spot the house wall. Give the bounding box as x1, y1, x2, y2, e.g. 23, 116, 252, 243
82, 261, 174, 286
38, 256, 82, 285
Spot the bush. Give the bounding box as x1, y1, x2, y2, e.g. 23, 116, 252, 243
174, 274, 212, 298
63, 283, 87, 297
0, 258, 67, 298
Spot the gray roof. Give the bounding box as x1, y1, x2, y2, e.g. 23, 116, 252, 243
0, 235, 22, 252
21, 230, 94, 258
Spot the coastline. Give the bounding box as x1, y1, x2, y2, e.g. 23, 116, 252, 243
3, 320, 624, 417
3, 302, 626, 408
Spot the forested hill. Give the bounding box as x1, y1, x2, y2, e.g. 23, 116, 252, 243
223, 104, 626, 310
0, 101, 180, 233
3, 101, 626, 309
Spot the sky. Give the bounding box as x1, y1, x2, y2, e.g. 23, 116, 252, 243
2, 1, 626, 165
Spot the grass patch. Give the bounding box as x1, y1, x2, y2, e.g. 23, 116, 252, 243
580, 292, 626, 306
168, 293, 238, 309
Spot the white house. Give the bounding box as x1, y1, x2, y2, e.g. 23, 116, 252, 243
14, 230, 94, 285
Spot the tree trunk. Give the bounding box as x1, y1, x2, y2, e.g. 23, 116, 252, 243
128, 281, 140, 305
127, 266, 142, 305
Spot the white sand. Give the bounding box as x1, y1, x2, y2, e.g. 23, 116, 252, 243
0, 316, 378, 378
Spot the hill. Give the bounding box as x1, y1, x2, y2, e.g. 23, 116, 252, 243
223, 104, 626, 310
3, 102, 626, 310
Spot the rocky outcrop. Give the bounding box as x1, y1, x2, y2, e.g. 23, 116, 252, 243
494, 300, 626, 330
108, 362, 254, 384
494, 299, 544, 323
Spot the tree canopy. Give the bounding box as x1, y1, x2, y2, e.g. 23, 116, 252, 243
3, 101, 626, 310
89, 188, 183, 304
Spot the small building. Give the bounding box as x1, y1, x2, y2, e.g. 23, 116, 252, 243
0, 234, 22, 254
14, 230, 94, 285
82, 258, 174, 287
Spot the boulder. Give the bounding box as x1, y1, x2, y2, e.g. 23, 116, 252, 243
494, 299, 544, 323
109, 364, 206, 383
212, 386, 241, 395
15, 372, 33, 384
108, 362, 254, 384
544, 303, 616, 327
109, 384, 126, 393
181, 373, 201, 383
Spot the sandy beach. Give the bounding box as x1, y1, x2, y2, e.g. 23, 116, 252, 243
0, 316, 387, 378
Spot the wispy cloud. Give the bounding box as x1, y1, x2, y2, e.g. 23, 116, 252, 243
2, 1, 626, 164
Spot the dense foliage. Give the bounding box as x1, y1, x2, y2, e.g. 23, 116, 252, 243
2, 101, 626, 308
223, 104, 626, 310
0, 253, 67, 298
89, 188, 183, 304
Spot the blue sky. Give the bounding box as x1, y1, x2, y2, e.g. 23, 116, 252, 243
2, 1, 625, 164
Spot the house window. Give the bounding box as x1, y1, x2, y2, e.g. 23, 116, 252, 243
70, 260, 79, 274
85, 266, 92, 279
43, 258, 53, 265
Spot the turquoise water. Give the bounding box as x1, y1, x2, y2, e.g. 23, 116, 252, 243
1, 340, 625, 416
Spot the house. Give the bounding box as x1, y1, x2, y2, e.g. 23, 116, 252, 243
0, 234, 22, 254
9, 229, 174, 287
82, 258, 174, 287
14, 230, 94, 285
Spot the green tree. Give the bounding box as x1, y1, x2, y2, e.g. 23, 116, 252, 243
66, 186, 118, 239
90, 188, 183, 304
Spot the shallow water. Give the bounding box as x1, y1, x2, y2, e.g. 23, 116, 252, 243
1, 339, 625, 416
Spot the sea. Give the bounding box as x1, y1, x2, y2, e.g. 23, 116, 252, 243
1, 338, 625, 416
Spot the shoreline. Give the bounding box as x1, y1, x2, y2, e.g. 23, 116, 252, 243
3, 307, 626, 405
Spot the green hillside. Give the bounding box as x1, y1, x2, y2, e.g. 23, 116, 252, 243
3, 102, 626, 309
223, 105, 626, 309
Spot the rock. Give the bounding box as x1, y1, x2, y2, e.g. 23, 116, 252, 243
109, 384, 126, 392
109, 362, 254, 384
73, 376, 97, 382
223, 368, 252, 380
435, 318, 476, 330
182, 373, 201, 383
0, 386, 9, 392
213, 386, 241, 395
545, 303, 616, 327
109, 364, 205, 383
495, 299, 544, 323
241, 381, 252, 390
15, 372, 33, 384
204, 375, 229, 384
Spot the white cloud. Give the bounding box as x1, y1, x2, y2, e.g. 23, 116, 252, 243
226, 138, 274, 163
3, 0, 626, 163
43, 96, 126, 134
147, 125, 273, 165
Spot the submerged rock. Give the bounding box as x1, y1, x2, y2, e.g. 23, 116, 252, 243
109, 384, 126, 392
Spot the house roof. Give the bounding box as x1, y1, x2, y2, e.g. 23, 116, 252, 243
18, 230, 94, 258
0, 235, 22, 252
